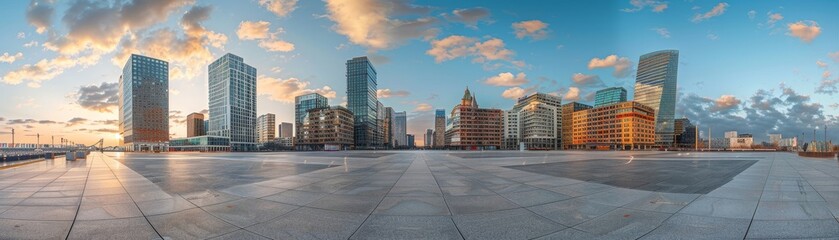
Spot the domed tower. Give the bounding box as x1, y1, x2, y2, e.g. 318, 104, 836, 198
461, 87, 473, 107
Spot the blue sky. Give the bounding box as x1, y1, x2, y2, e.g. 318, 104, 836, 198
0, 0, 837, 146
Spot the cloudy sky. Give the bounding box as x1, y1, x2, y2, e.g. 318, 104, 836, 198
0, 0, 837, 146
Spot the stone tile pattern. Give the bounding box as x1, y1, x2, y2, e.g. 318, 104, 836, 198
0, 151, 837, 239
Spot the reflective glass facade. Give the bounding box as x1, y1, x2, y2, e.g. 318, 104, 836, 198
119, 54, 169, 152
208, 53, 257, 151
594, 87, 627, 107
294, 93, 329, 142
393, 111, 407, 146
346, 56, 378, 148
633, 50, 678, 147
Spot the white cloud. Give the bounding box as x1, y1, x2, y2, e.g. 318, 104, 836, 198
426, 35, 519, 66
512, 20, 549, 40
0, 52, 24, 64
414, 103, 433, 112
651, 28, 670, 38
563, 87, 580, 101
23, 41, 38, 48
747, 10, 756, 20
707, 33, 719, 40
571, 73, 604, 87
692, 2, 729, 23
377, 89, 410, 98
258, 39, 295, 52
257, 75, 336, 103
766, 12, 783, 28
483, 72, 528, 87
445, 7, 490, 27
622, 0, 668, 13
501, 87, 530, 99
325, 0, 438, 50
237, 21, 270, 40
588, 55, 632, 78
258, 0, 298, 17
817, 60, 828, 69
787, 21, 821, 43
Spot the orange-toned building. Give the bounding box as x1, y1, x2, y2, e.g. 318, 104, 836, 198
445, 88, 504, 150
571, 101, 656, 150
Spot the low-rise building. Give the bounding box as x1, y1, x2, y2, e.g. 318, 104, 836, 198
169, 136, 230, 152
298, 106, 354, 150
445, 88, 504, 150
570, 101, 656, 150
561, 102, 592, 149
730, 133, 753, 149
503, 93, 562, 150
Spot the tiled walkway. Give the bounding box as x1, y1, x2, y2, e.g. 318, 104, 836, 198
0, 151, 837, 239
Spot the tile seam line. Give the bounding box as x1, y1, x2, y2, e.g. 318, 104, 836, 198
64, 153, 98, 240
97, 153, 164, 239
347, 153, 419, 239
426, 153, 466, 240
741, 152, 774, 240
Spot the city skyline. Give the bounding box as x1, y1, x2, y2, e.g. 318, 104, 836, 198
1, 0, 838, 146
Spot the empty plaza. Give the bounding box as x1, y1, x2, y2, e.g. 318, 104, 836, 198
0, 151, 838, 239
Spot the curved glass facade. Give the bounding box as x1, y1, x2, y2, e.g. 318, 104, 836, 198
633, 50, 679, 147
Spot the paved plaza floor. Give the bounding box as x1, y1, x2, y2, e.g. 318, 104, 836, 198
0, 151, 838, 239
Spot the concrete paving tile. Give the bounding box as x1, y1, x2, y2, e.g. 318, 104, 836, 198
220, 184, 286, 198
535, 227, 598, 240
624, 192, 700, 213
387, 185, 443, 196
745, 219, 839, 239
306, 194, 383, 214
67, 217, 158, 240
211, 229, 270, 240
0, 205, 78, 220
445, 195, 519, 215
351, 215, 462, 239
0, 219, 72, 240
547, 182, 614, 197
577, 188, 653, 207
246, 207, 367, 240
528, 198, 618, 227
678, 196, 758, 219
148, 208, 239, 239
572, 208, 671, 239
639, 214, 750, 240
18, 196, 81, 206
453, 208, 564, 240
181, 190, 242, 207
373, 196, 450, 215
440, 186, 496, 196
261, 189, 328, 206
760, 190, 826, 201
202, 198, 298, 227
76, 202, 143, 220
704, 187, 763, 201
500, 189, 572, 207
753, 201, 835, 220
136, 195, 196, 216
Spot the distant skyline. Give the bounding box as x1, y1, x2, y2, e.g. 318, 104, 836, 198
0, 0, 837, 146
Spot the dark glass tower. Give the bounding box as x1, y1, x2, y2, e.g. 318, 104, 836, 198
346, 56, 378, 148
119, 54, 169, 152
634, 50, 679, 147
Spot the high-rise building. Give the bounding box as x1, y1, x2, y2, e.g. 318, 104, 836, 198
446, 88, 504, 150
257, 113, 276, 144
187, 113, 205, 138
202, 120, 209, 136
571, 101, 656, 150
298, 106, 354, 150
560, 102, 592, 149
295, 93, 329, 142
594, 87, 627, 107
407, 134, 415, 148
674, 118, 696, 148
724, 131, 738, 139
393, 111, 407, 147
634, 50, 679, 147
279, 122, 293, 138
208, 53, 257, 151
119, 54, 169, 152
504, 93, 562, 150
346, 56, 378, 148
375, 101, 385, 147
425, 129, 433, 147
382, 107, 395, 148
434, 109, 446, 148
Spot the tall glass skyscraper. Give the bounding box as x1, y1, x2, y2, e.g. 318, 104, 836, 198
119, 54, 169, 152
294, 93, 328, 141
208, 53, 257, 151
393, 111, 407, 147
594, 87, 627, 107
633, 50, 679, 147
346, 56, 378, 148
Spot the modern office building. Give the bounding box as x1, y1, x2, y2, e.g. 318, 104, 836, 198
434, 109, 446, 148
279, 122, 293, 138
445, 88, 504, 150
674, 118, 695, 148
393, 111, 408, 147
295, 93, 329, 142
187, 112, 205, 138
202, 120, 209, 136
375, 101, 385, 147
570, 101, 656, 150
634, 50, 679, 147
346, 56, 378, 149
503, 92, 562, 150
407, 134, 415, 148
298, 106, 354, 150
425, 129, 433, 147
257, 113, 276, 144
560, 102, 593, 149
119, 54, 169, 152
208, 53, 257, 151
169, 136, 230, 152
382, 107, 395, 148
594, 87, 627, 107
